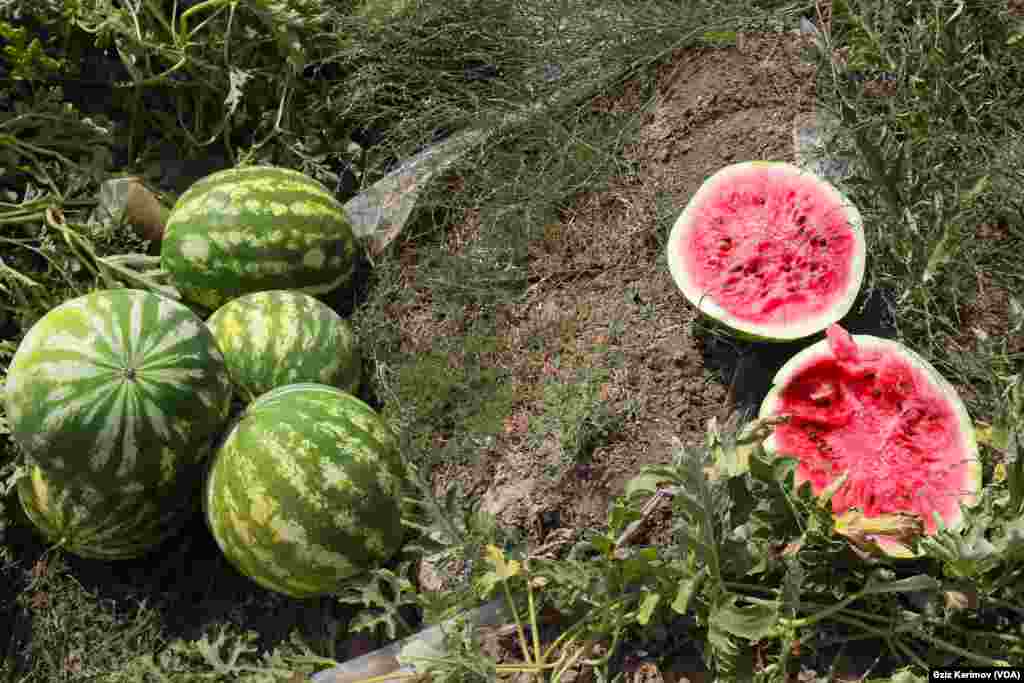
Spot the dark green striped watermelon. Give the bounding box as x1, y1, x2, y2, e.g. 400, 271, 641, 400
204, 383, 405, 598
161, 166, 357, 311
206, 290, 361, 402
3, 288, 233, 558
18, 456, 207, 560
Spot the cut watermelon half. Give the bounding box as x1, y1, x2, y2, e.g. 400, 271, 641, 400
667, 161, 866, 341
759, 325, 982, 558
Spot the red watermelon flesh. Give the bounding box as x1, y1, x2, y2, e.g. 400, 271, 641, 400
760, 325, 981, 550
667, 162, 865, 341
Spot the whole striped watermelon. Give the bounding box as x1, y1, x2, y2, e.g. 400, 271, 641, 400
204, 383, 405, 598
18, 456, 208, 559
161, 166, 357, 311
3, 288, 233, 557
206, 290, 361, 403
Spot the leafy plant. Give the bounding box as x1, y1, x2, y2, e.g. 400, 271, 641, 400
529, 362, 631, 470
62, 0, 328, 163
378, 327, 516, 470
0, 20, 63, 80
114, 625, 336, 682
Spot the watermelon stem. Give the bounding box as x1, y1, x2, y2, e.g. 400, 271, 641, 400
43, 208, 183, 299
524, 567, 542, 667
784, 601, 1014, 667
783, 589, 866, 629
828, 613, 930, 670
98, 254, 182, 300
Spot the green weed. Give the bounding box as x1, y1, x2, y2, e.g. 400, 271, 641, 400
529, 363, 635, 474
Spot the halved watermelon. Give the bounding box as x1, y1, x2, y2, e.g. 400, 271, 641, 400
666, 161, 866, 341
759, 324, 982, 558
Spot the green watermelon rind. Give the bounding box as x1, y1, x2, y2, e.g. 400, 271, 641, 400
3, 289, 234, 489
204, 383, 406, 599
666, 161, 867, 342
161, 165, 357, 311
758, 333, 982, 558
206, 290, 361, 403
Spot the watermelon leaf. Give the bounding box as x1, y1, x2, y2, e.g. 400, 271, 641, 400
337, 562, 421, 640
706, 616, 754, 683
780, 557, 804, 621
918, 519, 1001, 579
635, 591, 661, 626
623, 471, 670, 500
710, 597, 779, 642
998, 517, 1024, 563
185, 624, 260, 675
671, 567, 708, 615
921, 205, 954, 283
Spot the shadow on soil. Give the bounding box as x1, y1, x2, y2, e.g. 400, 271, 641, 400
700, 287, 898, 418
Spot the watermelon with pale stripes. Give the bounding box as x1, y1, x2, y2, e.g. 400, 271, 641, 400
161, 165, 357, 311
204, 383, 405, 598
206, 290, 361, 403
3, 288, 233, 558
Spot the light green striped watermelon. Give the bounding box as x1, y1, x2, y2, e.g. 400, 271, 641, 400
206, 290, 361, 403
161, 165, 357, 311
204, 383, 405, 598
3, 288, 233, 558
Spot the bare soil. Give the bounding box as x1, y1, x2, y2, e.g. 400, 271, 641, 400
399, 31, 819, 562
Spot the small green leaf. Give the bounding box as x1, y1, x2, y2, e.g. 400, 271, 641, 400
187, 625, 259, 674
1009, 296, 1024, 333
781, 558, 803, 619
922, 220, 954, 283
771, 456, 798, 485
946, 0, 965, 24
624, 472, 669, 500
671, 568, 707, 615
976, 421, 1011, 452
636, 592, 661, 626
607, 500, 642, 536
998, 517, 1024, 561
710, 597, 779, 641
960, 174, 990, 207
590, 534, 614, 558
748, 449, 778, 483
